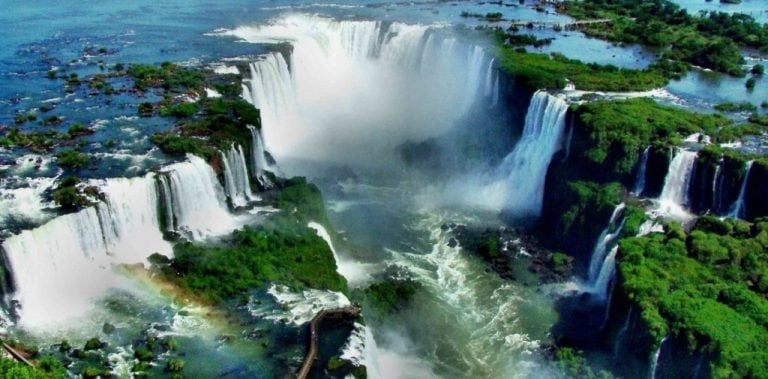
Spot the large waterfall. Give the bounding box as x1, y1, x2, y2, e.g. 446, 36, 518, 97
728, 160, 753, 219
219, 14, 498, 166
491, 91, 569, 218
220, 143, 258, 208
1, 174, 172, 327
161, 154, 238, 240
658, 149, 697, 218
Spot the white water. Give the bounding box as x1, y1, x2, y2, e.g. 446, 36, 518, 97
157, 175, 175, 232
649, 337, 667, 379
728, 160, 753, 219
0, 176, 58, 231
712, 159, 723, 212
246, 125, 275, 188
1, 174, 172, 328
657, 149, 697, 219
483, 91, 568, 218
633, 147, 650, 195
221, 14, 497, 167
592, 246, 618, 301
220, 143, 258, 208
587, 203, 626, 286
252, 284, 350, 326
162, 154, 238, 240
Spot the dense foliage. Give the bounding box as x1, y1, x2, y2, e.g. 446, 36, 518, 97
0, 356, 66, 379
574, 98, 728, 175
560, 0, 768, 76
556, 181, 624, 240
497, 49, 667, 91
358, 279, 422, 315
617, 217, 768, 377
156, 180, 343, 303
126, 62, 205, 92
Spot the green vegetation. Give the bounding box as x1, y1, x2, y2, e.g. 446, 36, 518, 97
0, 128, 68, 152
559, 0, 768, 76
55, 149, 90, 169
0, 355, 66, 379
165, 358, 185, 372
151, 98, 260, 160
154, 180, 343, 303
714, 101, 757, 113
574, 98, 728, 175
554, 347, 613, 379
358, 279, 422, 315
504, 34, 554, 48
746, 77, 757, 90
556, 181, 623, 240
83, 338, 104, 351
127, 62, 204, 92
618, 217, 768, 377
159, 102, 198, 118
497, 49, 667, 91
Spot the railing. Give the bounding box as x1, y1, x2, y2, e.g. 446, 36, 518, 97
296, 305, 361, 379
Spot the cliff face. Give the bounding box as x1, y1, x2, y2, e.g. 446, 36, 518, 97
745, 160, 768, 221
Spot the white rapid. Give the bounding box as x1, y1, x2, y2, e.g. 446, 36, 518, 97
220, 143, 258, 208
246, 125, 274, 188
161, 154, 238, 240
657, 149, 697, 219
221, 14, 498, 166
484, 91, 569, 218
633, 147, 650, 195
1, 174, 172, 328
587, 203, 626, 288
728, 160, 753, 219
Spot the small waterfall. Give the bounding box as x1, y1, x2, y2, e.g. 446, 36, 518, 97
247, 125, 274, 188
633, 147, 650, 196
307, 221, 368, 284
162, 154, 237, 240
484, 58, 495, 98
711, 159, 723, 212
220, 143, 258, 208
494, 91, 569, 218
1, 174, 172, 327
562, 115, 575, 161
157, 175, 175, 232
492, 74, 500, 107
613, 306, 633, 359
658, 149, 697, 217
592, 246, 618, 301
587, 203, 626, 285
728, 161, 753, 219
649, 337, 668, 379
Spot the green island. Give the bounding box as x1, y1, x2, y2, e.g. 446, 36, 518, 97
558, 0, 768, 76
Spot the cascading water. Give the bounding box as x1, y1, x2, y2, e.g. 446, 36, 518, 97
161, 154, 238, 240
592, 247, 618, 301
307, 221, 368, 284
587, 203, 626, 288
658, 149, 697, 218
712, 159, 723, 212
157, 175, 175, 233
221, 14, 498, 166
633, 147, 650, 196
728, 161, 753, 219
649, 337, 668, 379
613, 306, 633, 359
1, 174, 172, 327
247, 125, 274, 188
488, 91, 569, 218
220, 143, 258, 208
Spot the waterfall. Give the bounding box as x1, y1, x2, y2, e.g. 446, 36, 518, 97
220, 143, 258, 208
728, 161, 753, 219
649, 337, 668, 379
491, 91, 568, 218
711, 159, 723, 212
562, 115, 575, 161
247, 125, 274, 188
658, 149, 697, 217
492, 74, 500, 107
161, 154, 237, 240
223, 14, 494, 164
307, 221, 368, 284
1, 174, 172, 327
633, 147, 650, 196
613, 306, 633, 359
587, 203, 626, 285
592, 246, 618, 301
158, 175, 175, 232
